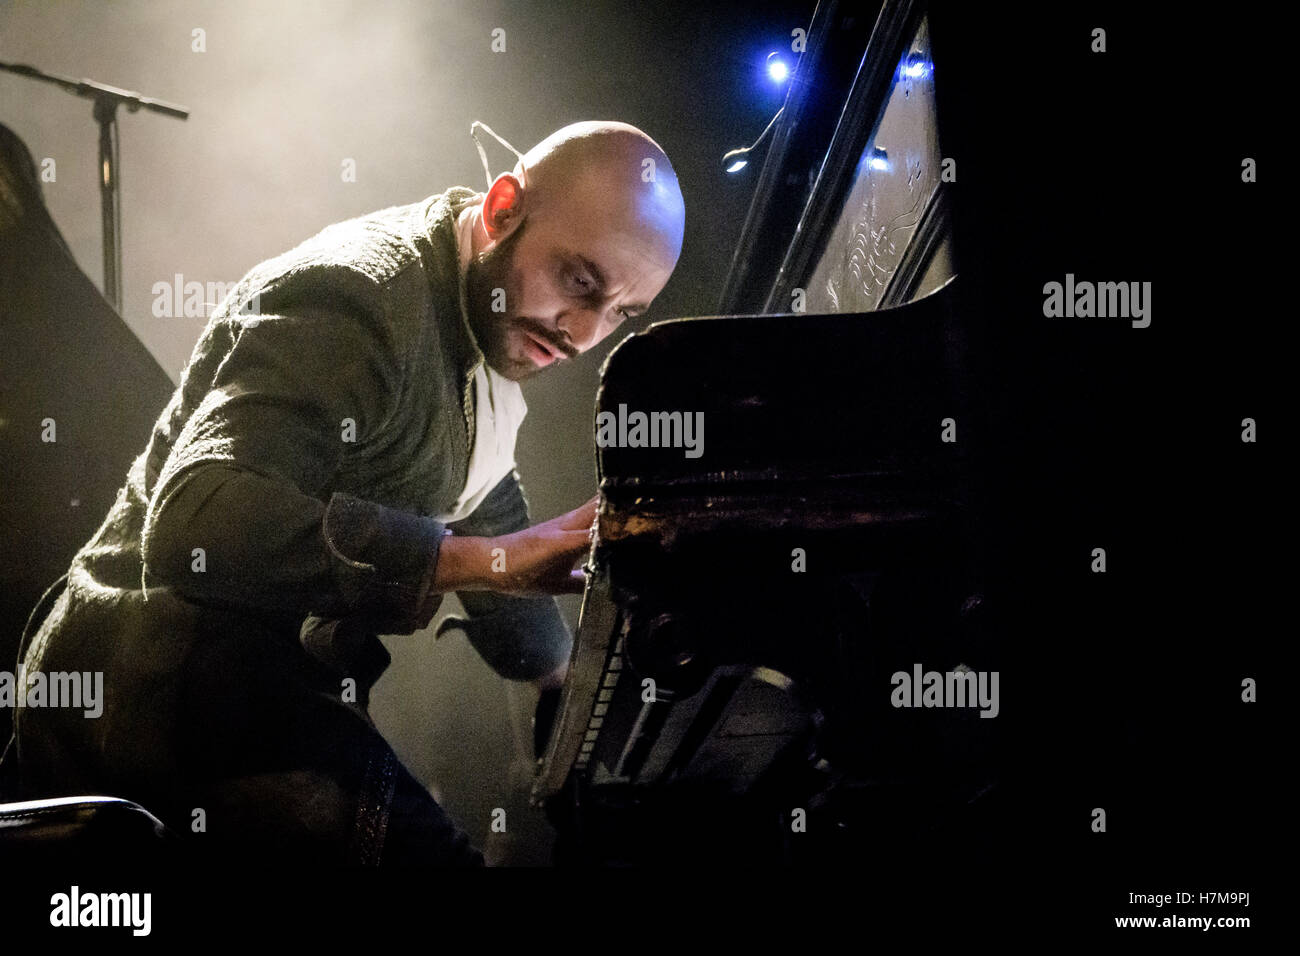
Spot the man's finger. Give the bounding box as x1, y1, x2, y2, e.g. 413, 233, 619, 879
558, 495, 599, 531
557, 528, 593, 557
559, 498, 597, 530
560, 568, 588, 593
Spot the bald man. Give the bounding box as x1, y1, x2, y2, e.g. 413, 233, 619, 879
8, 121, 686, 866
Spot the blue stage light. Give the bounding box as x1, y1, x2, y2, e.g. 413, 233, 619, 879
902, 53, 931, 79
766, 51, 789, 83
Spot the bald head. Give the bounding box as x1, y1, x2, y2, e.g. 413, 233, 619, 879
515, 121, 685, 264
464, 121, 686, 381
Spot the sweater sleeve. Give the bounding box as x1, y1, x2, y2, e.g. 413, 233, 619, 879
140, 268, 445, 631
435, 469, 576, 681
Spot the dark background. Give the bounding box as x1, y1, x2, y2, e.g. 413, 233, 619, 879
935, 0, 1278, 924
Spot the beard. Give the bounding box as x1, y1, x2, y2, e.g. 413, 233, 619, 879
465, 219, 541, 382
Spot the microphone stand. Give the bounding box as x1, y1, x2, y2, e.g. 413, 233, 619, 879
0, 60, 189, 313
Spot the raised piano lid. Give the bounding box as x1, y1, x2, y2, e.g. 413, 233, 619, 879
0, 122, 175, 734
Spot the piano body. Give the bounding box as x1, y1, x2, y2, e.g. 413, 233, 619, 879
533, 0, 1002, 865
0, 122, 175, 777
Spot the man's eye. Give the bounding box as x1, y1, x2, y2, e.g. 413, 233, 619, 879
570, 272, 592, 292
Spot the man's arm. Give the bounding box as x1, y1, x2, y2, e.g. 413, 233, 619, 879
433, 503, 594, 595
431, 469, 594, 683
142, 267, 445, 630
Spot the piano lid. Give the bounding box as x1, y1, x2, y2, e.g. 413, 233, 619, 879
0, 122, 174, 715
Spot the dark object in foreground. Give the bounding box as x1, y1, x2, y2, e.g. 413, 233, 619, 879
0, 796, 178, 864
534, 284, 1003, 866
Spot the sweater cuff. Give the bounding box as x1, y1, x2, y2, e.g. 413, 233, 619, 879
322, 491, 444, 624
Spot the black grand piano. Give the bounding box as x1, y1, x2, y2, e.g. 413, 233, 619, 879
532, 0, 1004, 866
0, 122, 175, 768
0, 118, 177, 849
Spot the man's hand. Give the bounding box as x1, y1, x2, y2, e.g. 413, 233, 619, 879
431, 495, 597, 597
488, 495, 598, 596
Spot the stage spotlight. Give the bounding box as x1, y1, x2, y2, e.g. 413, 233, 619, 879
766, 51, 789, 83
902, 52, 931, 79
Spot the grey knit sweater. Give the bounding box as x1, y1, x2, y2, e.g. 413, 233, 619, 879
15, 187, 571, 789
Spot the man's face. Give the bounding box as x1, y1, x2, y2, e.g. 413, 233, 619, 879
464, 189, 678, 382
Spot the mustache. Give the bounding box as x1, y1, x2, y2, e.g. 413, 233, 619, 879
516, 316, 578, 359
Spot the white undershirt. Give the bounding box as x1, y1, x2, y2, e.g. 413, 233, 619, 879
433, 204, 529, 523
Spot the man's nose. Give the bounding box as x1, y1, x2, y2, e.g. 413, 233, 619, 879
556, 308, 604, 354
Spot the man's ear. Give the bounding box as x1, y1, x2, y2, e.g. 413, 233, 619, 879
482, 172, 526, 240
